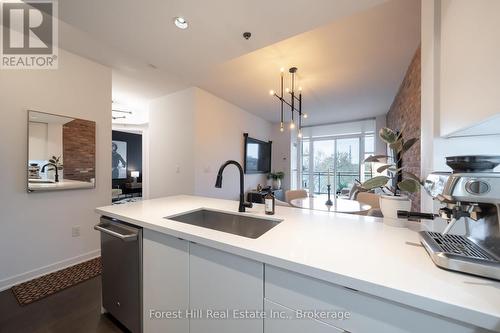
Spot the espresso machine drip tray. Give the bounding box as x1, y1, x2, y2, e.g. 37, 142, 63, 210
420, 231, 500, 281
425, 232, 497, 260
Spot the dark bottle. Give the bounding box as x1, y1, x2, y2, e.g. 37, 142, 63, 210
264, 190, 275, 215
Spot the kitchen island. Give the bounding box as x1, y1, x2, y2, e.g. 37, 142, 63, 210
96, 195, 500, 333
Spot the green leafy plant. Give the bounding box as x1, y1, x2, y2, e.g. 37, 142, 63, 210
48, 155, 64, 171
362, 127, 421, 196
267, 171, 284, 180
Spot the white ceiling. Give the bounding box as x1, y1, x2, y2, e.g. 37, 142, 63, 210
56, 0, 420, 124
29, 111, 74, 125
196, 0, 421, 125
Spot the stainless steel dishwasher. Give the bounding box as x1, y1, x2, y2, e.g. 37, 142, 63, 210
95, 216, 142, 333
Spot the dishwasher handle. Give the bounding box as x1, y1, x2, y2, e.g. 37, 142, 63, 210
94, 222, 138, 242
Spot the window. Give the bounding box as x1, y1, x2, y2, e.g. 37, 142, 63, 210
363, 134, 375, 180
295, 119, 377, 196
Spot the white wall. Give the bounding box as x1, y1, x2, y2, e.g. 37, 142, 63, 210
148, 87, 273, 200
0, 49, 112, 290
28, 122, 48, 160
433, 136, 500, 171
28, 122, 64, 162
194, 88, 272, 199
111, 97, 149, 126
270, 123, 292, 191
46, 123, 64, 160
148, 88, 195, 198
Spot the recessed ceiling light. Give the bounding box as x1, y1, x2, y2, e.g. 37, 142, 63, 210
174, 17, 188, 30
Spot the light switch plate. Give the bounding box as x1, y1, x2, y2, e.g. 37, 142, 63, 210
72, 226, 81, 237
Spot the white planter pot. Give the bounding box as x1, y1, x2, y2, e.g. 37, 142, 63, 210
379, 195, 411, 227
272, 179, 282, 190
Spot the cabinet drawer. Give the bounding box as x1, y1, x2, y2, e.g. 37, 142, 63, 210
265, 265, 485, 333
264, 299, 343, 333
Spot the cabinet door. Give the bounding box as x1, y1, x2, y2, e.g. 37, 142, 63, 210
440, 0, 500, 136
265, 265, 487, 333
189, 242, 264, 333
264, 299, 342, 333
143, 230, 189, 333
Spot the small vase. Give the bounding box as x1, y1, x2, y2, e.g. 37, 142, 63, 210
379, 195, 411, 227
272, 179, 281, 190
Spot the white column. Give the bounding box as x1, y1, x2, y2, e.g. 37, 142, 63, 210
420, 0, 440, 213
374, 115, 386, 156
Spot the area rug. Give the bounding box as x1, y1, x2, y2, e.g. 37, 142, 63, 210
11, 257, 102, 306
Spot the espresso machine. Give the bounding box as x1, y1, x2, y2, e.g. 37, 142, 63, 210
399, 155, 500, 280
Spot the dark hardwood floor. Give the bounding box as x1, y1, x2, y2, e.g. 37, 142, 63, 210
0, 277, 127, 333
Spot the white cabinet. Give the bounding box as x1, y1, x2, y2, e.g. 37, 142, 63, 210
439, 0, 500, 136
143, 230, 189, 333
142, 231, 487, 333
265, 265, 487, 333
189, 242, 264, 333
264, 299, 342, 333
142, 232, 264, 333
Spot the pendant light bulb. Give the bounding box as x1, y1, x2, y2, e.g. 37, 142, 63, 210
303, 113, 308, 119
298, 130, 303, 138
280, 123, 284, 132
285, 88, 290, 93
289, 122, 295, 130
269, 90, 275, 96
280, 67, 285, 73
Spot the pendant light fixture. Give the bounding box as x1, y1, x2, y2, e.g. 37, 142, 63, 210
269, 67, 308, 137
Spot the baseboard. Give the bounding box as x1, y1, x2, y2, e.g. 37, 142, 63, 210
0, 249, 101, 292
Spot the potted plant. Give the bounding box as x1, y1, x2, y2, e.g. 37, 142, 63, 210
268, 171, 284, 190
362, 127, 421, 223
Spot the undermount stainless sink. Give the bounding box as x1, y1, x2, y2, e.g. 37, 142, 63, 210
166, 209, 282, 239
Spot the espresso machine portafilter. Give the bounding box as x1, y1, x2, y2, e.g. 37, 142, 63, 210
399, 156, 500, 281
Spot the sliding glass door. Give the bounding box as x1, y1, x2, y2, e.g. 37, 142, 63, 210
312, 139, 335, 194
299, 134, 373, 196
336, 137, 361, 193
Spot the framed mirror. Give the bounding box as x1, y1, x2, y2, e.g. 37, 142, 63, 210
27, 110, 96, 192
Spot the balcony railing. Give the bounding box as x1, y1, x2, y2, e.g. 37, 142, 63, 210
301, 171, 372, 194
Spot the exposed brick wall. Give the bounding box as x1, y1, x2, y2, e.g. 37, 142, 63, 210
386, 46, 421, 211
62, 119, 96, 182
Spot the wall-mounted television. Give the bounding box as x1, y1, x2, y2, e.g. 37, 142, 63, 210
243, 133, 272, 174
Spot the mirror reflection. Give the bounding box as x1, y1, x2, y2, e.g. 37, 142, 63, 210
28, 110, 96, 192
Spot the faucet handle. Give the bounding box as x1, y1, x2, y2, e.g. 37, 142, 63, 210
238, 201, 253, 213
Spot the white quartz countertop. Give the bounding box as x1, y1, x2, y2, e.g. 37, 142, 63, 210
29, 179, 94, 191
96, 195, 500, 331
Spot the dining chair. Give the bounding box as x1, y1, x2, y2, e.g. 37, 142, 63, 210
285, 189, 308, 204
275, 199, 291, 207
356, 192, 383, 217
356, 192, 380, 209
